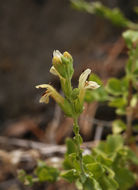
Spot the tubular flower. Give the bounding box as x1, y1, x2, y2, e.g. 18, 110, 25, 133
36, 84, 64, 104
78, 69, 100, 103
36, 84, 74, 117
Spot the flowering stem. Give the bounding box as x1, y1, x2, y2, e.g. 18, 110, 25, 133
73, 117, 86, 186
67, 78, 73, 98
126, 80, 133, 145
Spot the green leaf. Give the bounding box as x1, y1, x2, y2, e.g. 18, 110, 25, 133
116, 107, 126, 115
85, 86, 108, 102
73, 134, 83, 145
106, 135, 124, 153
112, 120, 126, 134
99, 175, 118, 190
123, 30, 138, 48
89, 73, 102, 85
63, 153, 81, 172
104, 166, 115, 178
63, 156, 74, 170
121, 77, 129, 92
106, 78, 123, 96
61, 169, 78, 183
83, 177, 102, 190
35, 161, 59, 182
133, 68, 138, 76
63, 153, 76, 169
71, 0, 130, 28
66, 138, 76, 155
96, 141, 107, 152
24, 175, 34, 186
18, 170, 39, 186
18, 170, 27, 183
114, 167, 135, 190
130, 94, 138, 107
60, 99, 74, 117
83, 155, 95, 164
86, 162, 105, 179
125, 148, 138, 165
93, 149, 113, 166
71, 88, 79, 100
75, 179, 83, 190
126, 59, 133, 74
109, 97, 127, 108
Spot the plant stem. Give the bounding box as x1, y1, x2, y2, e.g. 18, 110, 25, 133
73, 117, 86, 186
126, 80, 133, 144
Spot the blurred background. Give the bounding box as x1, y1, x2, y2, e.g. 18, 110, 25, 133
0, 0, 138, 189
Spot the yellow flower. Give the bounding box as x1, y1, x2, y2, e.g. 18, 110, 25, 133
78, 69, 100, 102
36, 84, 64, 104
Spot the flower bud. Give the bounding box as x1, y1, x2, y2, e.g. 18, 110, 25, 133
63, 51, 72, 60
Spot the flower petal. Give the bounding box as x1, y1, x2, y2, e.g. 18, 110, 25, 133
39, 91, 51, 104
36, 84, 50, 89
53, 50, 62, 59
85, 81, 100, 89
36, 84, 65, 104
78, 68, 91, 89
50, 66, 65, 80
50, 66, 59, 76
